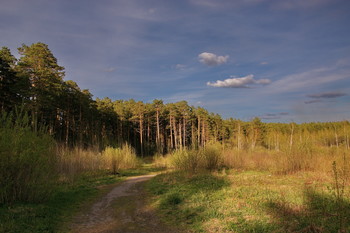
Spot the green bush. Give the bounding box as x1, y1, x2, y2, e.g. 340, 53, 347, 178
0, 112, 57, 204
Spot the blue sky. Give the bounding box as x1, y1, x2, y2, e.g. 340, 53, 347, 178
1, 0, 350, 123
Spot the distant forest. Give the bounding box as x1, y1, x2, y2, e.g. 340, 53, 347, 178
1, 42, 349, 155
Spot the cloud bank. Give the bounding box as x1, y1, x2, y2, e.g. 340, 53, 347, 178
207, 74, 271, 88
198, 52, 229, 66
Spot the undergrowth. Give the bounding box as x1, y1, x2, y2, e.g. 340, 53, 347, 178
0, 111, 57, 204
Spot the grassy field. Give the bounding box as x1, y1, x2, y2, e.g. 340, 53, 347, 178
146, 169, 350, 232
0, 163, 162, 233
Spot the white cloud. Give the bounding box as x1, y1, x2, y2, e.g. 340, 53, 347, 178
255, 78, 271, 85
175, 64, 187, 70
266, 65, 350, 94
207, 74, 271, 88
198, 52, 229, 66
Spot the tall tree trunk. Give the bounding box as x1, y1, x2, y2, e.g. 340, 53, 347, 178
173, 117, 178, 149
237, 123, 241, 150
191, 120, 195, 148
183, 118, 186, 148
79, 105, 83, 147
139, 115, 144, 157
197, 116, 201, 147
290, 124, 295, 151
156, 109, 160, 152
147, 118, 150, 155
170, 115, 173, 149
179, 122, 182, 149
202, 120, 205, 147
65, 110, 70, 146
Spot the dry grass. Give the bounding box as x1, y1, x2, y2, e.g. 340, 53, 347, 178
101, 144, 140, 174
222, 147, 349, 176
56, 146, 102, 182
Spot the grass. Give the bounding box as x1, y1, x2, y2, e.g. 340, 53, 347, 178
146, 170, 350, 232
0, 162, 164, 233
0, 170, 123, 233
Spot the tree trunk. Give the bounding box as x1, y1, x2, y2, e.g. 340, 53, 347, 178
65, 110, 70, 146
237, 123, 241, 150
139, 115, 144, 157
156, 109, 160, 151
290, 124, 294, 151
179, 122, 182, 149
197, 116, 201, 147
170, 115, 173, 149
183, 118, 186, 148
173, 117, 178, 149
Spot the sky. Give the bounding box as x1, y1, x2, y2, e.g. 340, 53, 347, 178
1, 0, 350, 123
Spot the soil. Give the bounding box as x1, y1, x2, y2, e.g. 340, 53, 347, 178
69, 174, 179, 233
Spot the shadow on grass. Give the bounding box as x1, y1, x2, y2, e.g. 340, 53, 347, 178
146, 171, 230, 228
266, 188, 350, 233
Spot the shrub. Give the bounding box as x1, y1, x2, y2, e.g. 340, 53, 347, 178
202, 143, 223, 171
153, 153, 169, 169
102, 144, 139, 174
0, 111, 57, 204
169, 149, 202, 173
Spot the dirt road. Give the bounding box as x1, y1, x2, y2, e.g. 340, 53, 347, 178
69, 174, 178, 233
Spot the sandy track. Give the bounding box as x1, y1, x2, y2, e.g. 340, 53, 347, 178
69, 174, 178, 233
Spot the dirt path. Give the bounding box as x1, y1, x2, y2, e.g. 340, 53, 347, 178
69, 174, 179, 233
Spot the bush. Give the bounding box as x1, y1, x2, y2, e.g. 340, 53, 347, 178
202, 144, 223, 171
170, 149, 203, 173
102, 144, 139, 174
168, 144, 224, 173
0, 112, 57, 204
153, 153, 169, 169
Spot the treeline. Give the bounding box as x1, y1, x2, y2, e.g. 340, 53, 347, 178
1, 42, 349, 156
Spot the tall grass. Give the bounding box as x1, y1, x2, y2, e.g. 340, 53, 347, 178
56, 146, 102, 182
222, 146, 348, 175
102, 144, 140, 174
0, 111, 57, 204
159, 143, 223, 173
158, 139, 348, 176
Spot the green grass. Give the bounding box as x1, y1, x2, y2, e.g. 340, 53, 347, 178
0, 170, 124, 233
146, 170, 350, 232
0, 162, 163, 233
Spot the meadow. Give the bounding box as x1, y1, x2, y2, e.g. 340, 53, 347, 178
0, 110, 349, 232
149, 143, 349, 232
